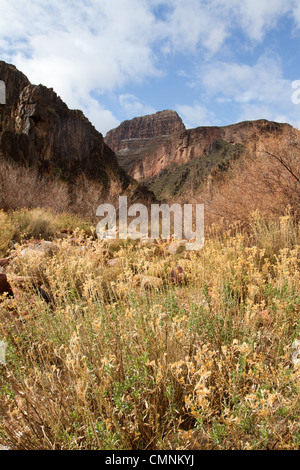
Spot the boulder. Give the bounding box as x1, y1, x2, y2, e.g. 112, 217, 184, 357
292, 339, 300, 367
167, 240, 186, 255
141, 238, 157, 246
18, 241, 57, 259
0, 258, 12, 268
1, 274, 48, 303
36, 285, 53, 304
7, 275, 42, 288
0, 273, 13, 297
107, 258, 121, 267
170, 265, 186, 285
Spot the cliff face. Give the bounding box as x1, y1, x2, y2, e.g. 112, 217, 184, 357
104, 110, 299, 199
147, 138, 248, 200
3, 59, 296, 206
0, 61, 141, 196
105, 110, 186, 153
129, 119, 296, 181
107, 112, 295, 178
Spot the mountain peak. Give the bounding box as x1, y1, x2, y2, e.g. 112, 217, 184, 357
104, 109, 186, 152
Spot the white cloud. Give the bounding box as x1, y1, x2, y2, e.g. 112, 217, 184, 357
213, 0, 292, 41
155, 0, 298, 53
157, 0, 229, 54
1, 0, 300, 134
291, 0, 300, 27
198, 54, 300, 126
176, 104, 216, 128
0, 0, 160, 134
81, 97, 120, 135
238, 103, 288, 123
201, 55, 287, 103
119, 94, 156, 118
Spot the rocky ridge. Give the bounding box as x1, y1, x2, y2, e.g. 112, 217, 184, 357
105, 111, 298, 199
130, 119, 295, 179
0, 61, 154, 204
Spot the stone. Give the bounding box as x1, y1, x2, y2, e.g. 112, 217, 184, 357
19, 241, 57, 258
167, 241, 186, 255
7, 275, 42, 288
36, 285, 52, 304
170, 265, 185, 285
141, 238, 157, 246
0, 258, 11, 268
292, 339, 300, 367
0, 273, 13, 297
1, 275, 48, 305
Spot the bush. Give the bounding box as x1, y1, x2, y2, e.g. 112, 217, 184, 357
0, 211, 14, 256
0, 158, 69, 213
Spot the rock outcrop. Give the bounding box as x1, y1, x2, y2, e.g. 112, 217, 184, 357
105, 111, 299, 199
105, 110, 185, 152
114, 118, 295, 181
0, 61, 154, 204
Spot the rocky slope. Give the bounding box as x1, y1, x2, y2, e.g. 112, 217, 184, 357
0, 61, 154, 204
105, 111, 299, 199
147, 138, 248, 200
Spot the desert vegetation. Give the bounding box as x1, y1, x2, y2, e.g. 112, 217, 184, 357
0, 158, 125, 220
0, 132, 299, 450
0, 207, 299, 450
1, 8, 299, 453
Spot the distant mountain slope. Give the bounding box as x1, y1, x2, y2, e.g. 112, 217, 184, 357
105, 111, 298, 200
148, 139, 247, 200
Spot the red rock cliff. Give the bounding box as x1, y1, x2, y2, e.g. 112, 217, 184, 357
105, 110, 186, 153
0, 61, 132, 192
106, 114, 297, 182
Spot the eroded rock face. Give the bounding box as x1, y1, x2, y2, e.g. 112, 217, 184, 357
125, 119, 296, 182
105, 110, 186, 153
105, 112, 298, 201
0, 61, 130, 191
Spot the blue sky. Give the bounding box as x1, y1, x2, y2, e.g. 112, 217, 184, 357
1, 0, 300, 135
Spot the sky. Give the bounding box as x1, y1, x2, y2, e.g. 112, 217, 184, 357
1, 0, 300, 135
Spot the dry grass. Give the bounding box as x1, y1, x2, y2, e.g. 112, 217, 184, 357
0, 158, 127, 220
0, 208, 94, 257
0, 159, 69, 213
0, 210, 299, 450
